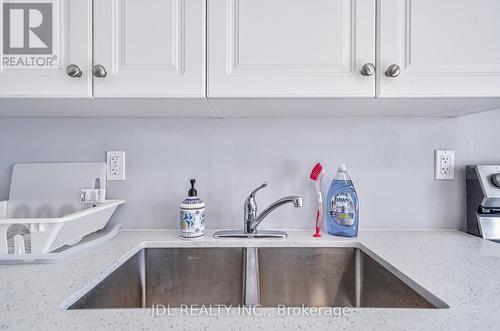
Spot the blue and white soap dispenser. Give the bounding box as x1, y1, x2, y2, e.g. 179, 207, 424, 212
179, 179, 205, 239
325, 164, 359, 237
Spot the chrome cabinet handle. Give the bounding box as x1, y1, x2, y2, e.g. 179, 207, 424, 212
92, 64, 107, 78
492, 174, 500, 188
360, 63, 375, 76
66, 64, 82, 78
385, 64, 401, 77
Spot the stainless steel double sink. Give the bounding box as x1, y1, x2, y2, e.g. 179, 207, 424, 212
68, 247, 447, 309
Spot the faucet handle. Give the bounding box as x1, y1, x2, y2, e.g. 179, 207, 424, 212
249, 181, 268, 198
245, 182, 268, 224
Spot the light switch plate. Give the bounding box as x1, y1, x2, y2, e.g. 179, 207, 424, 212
435, 150, 455, 180
106, 151, 126, 181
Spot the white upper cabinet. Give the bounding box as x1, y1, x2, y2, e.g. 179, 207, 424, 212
379, 0, 500, 97
0, 0, 92, 97
1, 0, 500, 116
208, 0, 376, 97
93, 0, 205, 97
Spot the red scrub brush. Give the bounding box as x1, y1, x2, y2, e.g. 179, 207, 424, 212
310, 163, 325, 237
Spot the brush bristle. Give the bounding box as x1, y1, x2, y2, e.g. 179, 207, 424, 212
309, 163, 324, 180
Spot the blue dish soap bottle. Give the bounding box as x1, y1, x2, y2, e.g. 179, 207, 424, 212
325, 164, 359, 237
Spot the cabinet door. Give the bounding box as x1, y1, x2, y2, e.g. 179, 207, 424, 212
0, 0, 92, 97
379, 0, 500, 97
93, 0, 205, 97
208, 0, 375, 97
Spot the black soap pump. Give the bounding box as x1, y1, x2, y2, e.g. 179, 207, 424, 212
179, 179, 206, 239
188, 179, 197, 197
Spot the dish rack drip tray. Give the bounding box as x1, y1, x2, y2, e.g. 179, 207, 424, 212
0, 223, 122, 264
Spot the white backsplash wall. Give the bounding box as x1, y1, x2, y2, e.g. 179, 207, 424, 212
0, 109, 499, 230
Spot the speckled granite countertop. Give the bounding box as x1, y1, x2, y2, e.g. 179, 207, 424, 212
1, 229, 499, 330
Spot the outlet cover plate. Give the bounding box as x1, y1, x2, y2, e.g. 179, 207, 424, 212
106, 151, 126, 181
435, 150, 455, 180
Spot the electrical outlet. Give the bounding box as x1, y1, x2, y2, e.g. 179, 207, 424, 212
435, 150, 455, 180
107, 151, 126, 181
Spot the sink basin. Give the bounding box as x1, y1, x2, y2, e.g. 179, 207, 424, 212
257, 247, 447, 308
68, 246, 447, 309
68, 248, 244, 309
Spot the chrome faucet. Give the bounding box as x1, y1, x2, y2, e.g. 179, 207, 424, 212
244, 181, 302, 234
214, 181, 303, 239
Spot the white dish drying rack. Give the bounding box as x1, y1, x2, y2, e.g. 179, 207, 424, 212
0, 199, 125, 256
1, 162, 126, 262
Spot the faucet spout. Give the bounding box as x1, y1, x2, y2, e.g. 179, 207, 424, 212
249, 196, 303, 232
